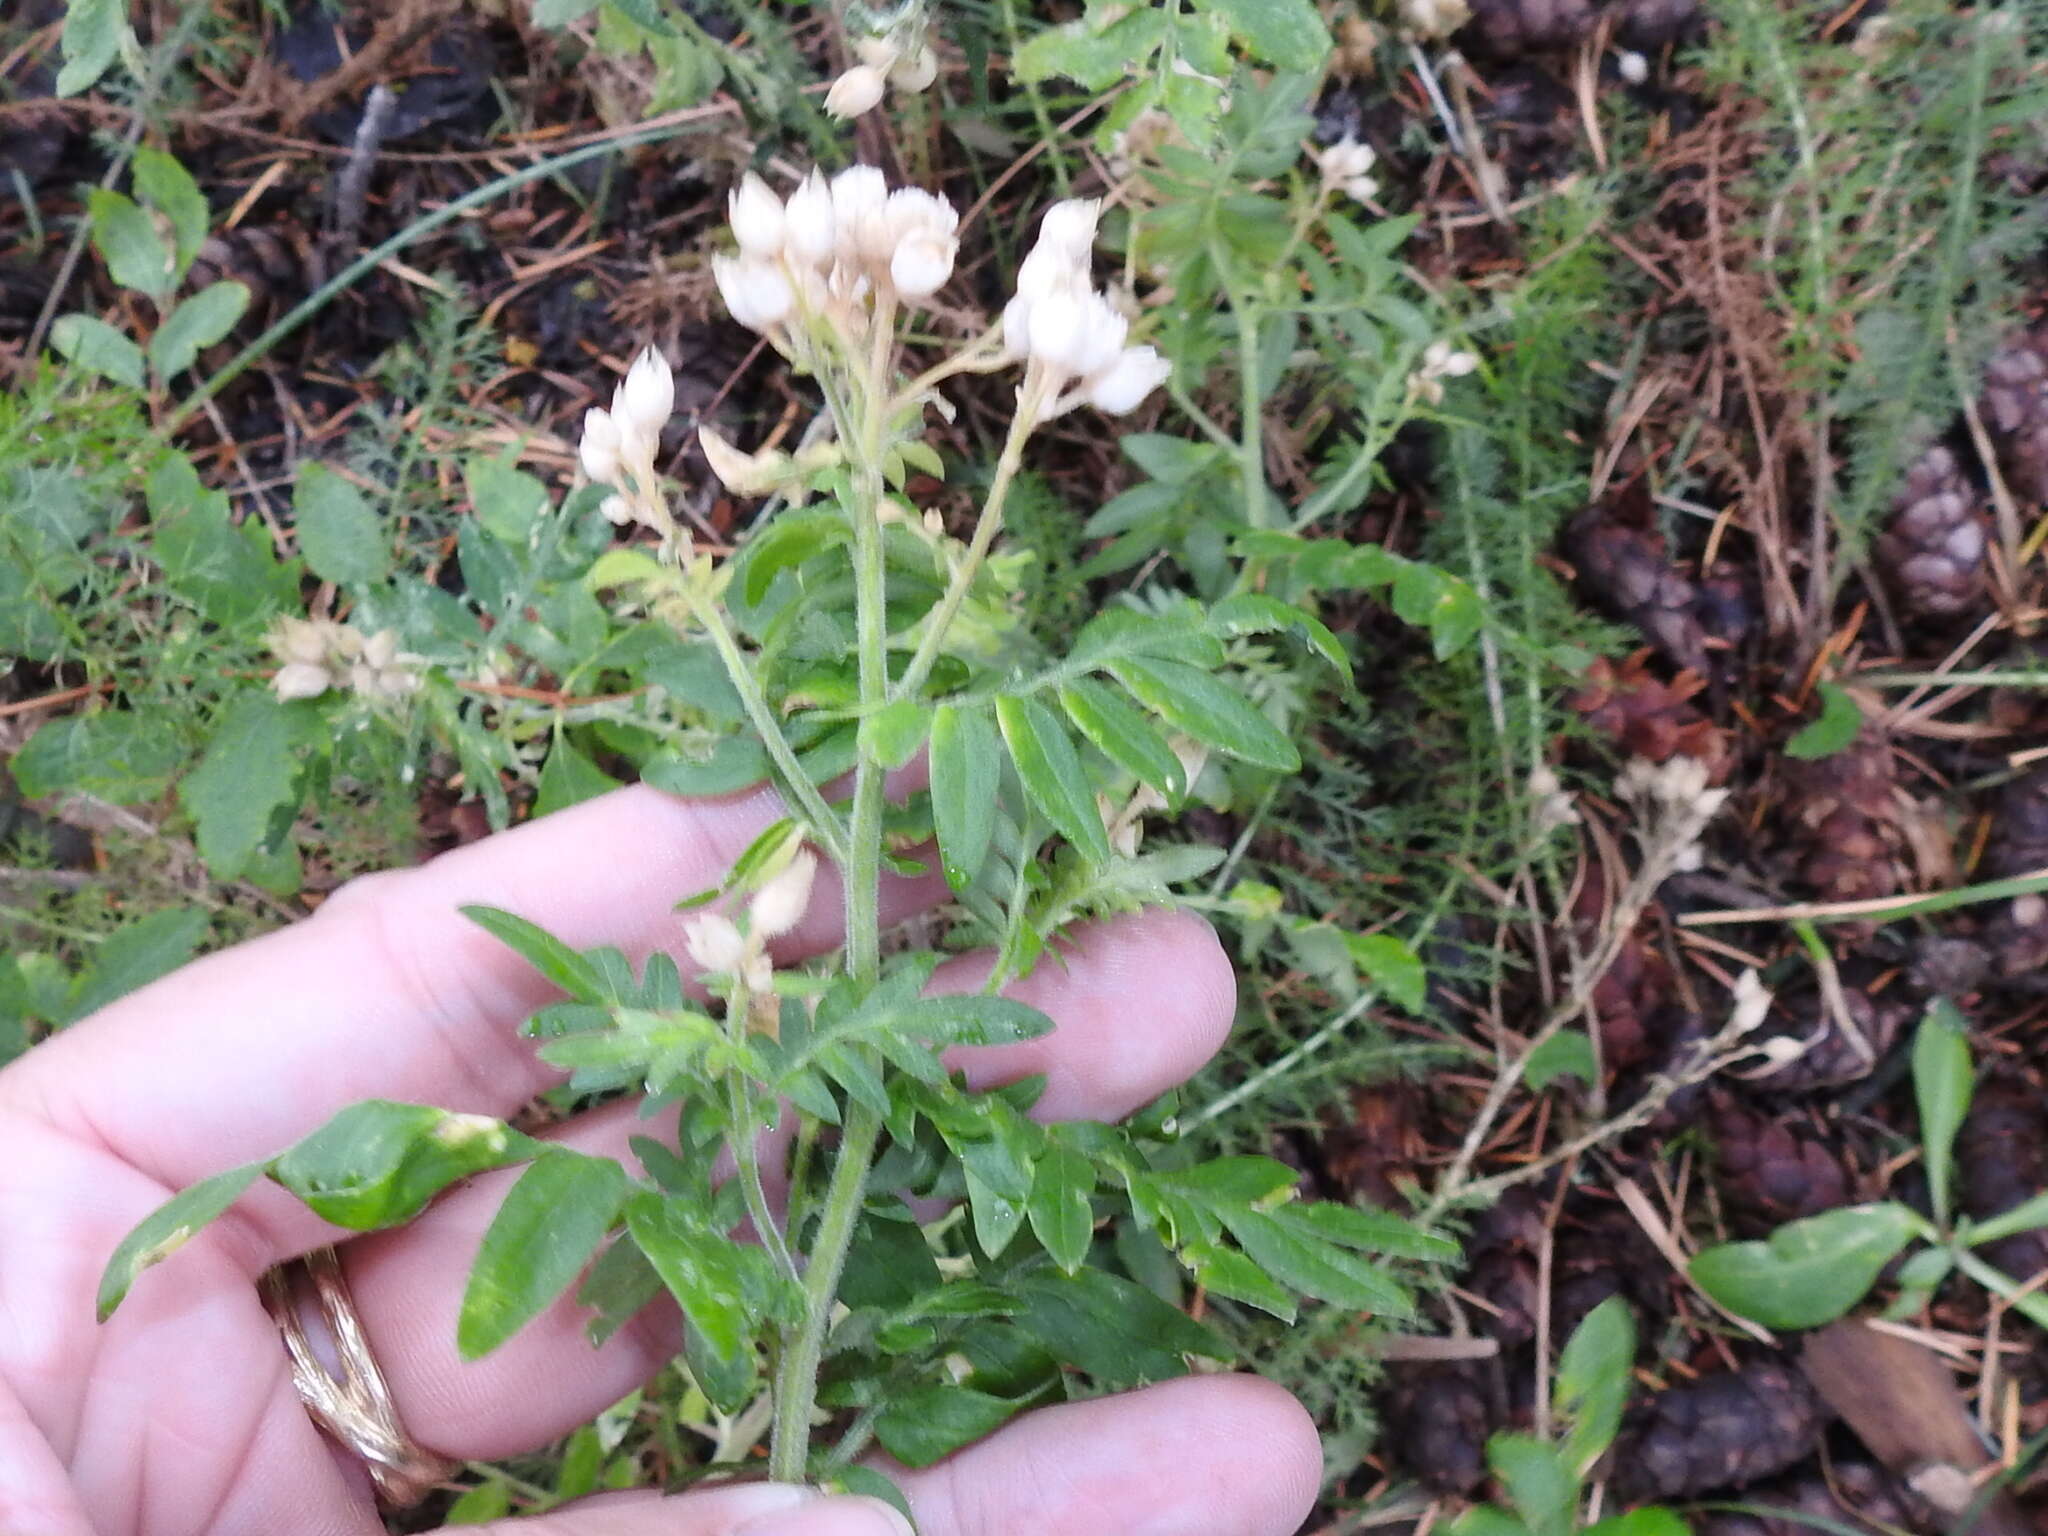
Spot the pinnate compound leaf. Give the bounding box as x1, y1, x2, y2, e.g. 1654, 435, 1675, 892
1184, 1239, 1296, 1320
875, 1385, 1029, 1467
270, 1101, 542, 1230
1689, 1203, 1920, 1329
995, 693, 1110, 863
97, 1162, 264, 1319
1108, 656, 1299, 771
1010, 1268, 1228, 1388
1059, 679, 1185, 799
624, 1191, 794, 1370
458, 1152, 628, 1359
930, 704, 1000, 889
1217, 1205, 1417, 1316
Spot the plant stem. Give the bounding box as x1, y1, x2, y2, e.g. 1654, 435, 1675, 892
727, 1074, 798, 1284
681, 585, 850, 868
893, 370, 1047, 704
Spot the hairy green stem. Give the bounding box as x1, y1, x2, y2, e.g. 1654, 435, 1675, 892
893, 369, 1047, 704
681, 586, 850, 868
727, 1072, 798, 1284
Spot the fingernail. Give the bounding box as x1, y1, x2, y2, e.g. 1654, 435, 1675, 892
733, 1492, 917, 1536
703, 1483, 817, 1528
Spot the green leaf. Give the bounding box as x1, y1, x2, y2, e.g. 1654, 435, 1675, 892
930, 704, 1000, 890
1913, 998, 1973, 1230
1218, 1206, 1416, 1316
828, 1467, 915, 1526
131, 148, 209, 276
96, 1162, 263, 1318
147, 457, 297, 626
1342, 932, 1426, 1013
87, 189, 174, 302
463, 906, 613, 1001
1108, 656, 1299, 771
534, 732, 621, 818
57, 0, 128, 95
1195, 0, 1329, 68
179, 692, 302, 881
12, 709, 186, 803
458, 1152, 628, 1359
1786, 682, 1863, 760
1185, 1239, 1296, 1319
69, 907, 209, 1022
874, 1385, 1028, 1468
996, 693, 1110, 863
1584, 1511, 1691, 1536
1029, 1145, 1096, 1272
642, 736, 771, 798
1013, 9, 1167, 88
1060, 679, 1185, 799
292, 462, 390, 587
1206, 593, 1352, 686
443, 1480, 513, 1523
624, 1190, 788, 1368
892, 994, 1058, 1047
1689, 1203, 1921, 1329
148, 282, 249, 379
1555, 1296, 1634, 1472
271, 1101, 540, 1229
533, 0, 603, 21
860, 697, 929, 771
1010, 1268, 1229, 1387
1487, 1435, 1576, 1536
1449, 1507, 1537, 1536
1966, 1191, 2048, 1247
49, 313, 145, 387
1525, 1029, 1597, 1090
577, 1235, 666, 1347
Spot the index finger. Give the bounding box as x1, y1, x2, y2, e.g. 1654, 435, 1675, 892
0, 784, 942, 1196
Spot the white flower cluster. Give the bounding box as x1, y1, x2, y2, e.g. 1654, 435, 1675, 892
1316, 138, 1380, 205
1410, 339, 1479, 404
270, 617, 416, 703
826, 32, 939, 119
715, 167, 960, 337
685, 851, 818, 1030
1617, 754, 1730, 873
1399, 0, 1471, 38
578, 346, 676, 533
1001, 198, 1171, 416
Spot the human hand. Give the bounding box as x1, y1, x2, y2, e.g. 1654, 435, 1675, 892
0, 783, 1320, 1536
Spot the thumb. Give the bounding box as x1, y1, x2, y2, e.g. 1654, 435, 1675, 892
465, 1483, 916, 1536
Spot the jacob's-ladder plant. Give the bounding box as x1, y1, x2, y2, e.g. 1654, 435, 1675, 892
97, 163, 1456, 1498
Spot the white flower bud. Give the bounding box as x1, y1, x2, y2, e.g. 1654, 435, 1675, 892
728, 172, 786, 257
1085, 345, 1171, 415
599, 494, 633, 526
579, 407, 624, 484
685, 912, 749, 976
750, 849, 817, 940
783, 171, 837, 268
714, 254, 795, 331
1317, 138, 1377, 183
889, 43, 938, 91
830, 165, 889, 229
273, 661, 332, 701
273, 616, 332, 668
890, 229, 957, 299
825, 63, 887, 120
699, 424, 791, 497
854, 36, 900, 70
1617, 48, 1649, 84
885, 187, 959, 245
618, 346, 675, 439
1035, 199, 1101, 262
359, 628, 400, 670
1001, 295, 1033, 359
1340, 174, 1379, 204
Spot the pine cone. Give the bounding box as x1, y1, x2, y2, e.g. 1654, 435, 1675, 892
1320, 1081, 1426, 1210
1958, 1080, 2048, 1281
1982, 325, 2048, 505
1981, 770, 2048, 983
1876, 444, 1990, 622
1711, 1095, 1851, 1229
1571, 651, 1732, 781
1565, 497, 1710, 675
1461, 0, 1596, 55
1465, 1188, 1547, 1346
1695, 1463, 1931, 1536
1551, 1205, 1663, 1341
1780, 732, 1905, 906
1745, 982, 1901, 1092
1614, 0, 1704, 50
1609, 1360, 1832, 1502
1386, 1364, 1498, 1494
